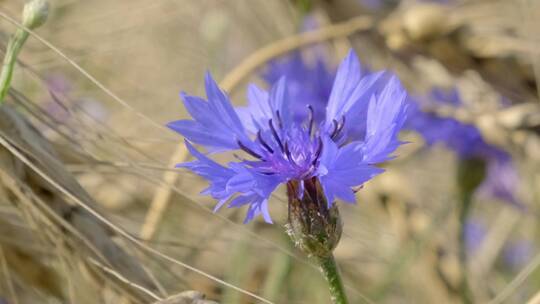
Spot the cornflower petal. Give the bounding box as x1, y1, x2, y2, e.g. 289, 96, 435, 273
204, 73, 247, 137
362, 76, 408, 163
236, 84, 270, 133
167, 120, 240, 151
326, 50, 363, 121
324, 50, 387, 139
318, 138, 384, 205
167, 73, 251, 151
237, 77, 291, 136
177, 141, 235, 203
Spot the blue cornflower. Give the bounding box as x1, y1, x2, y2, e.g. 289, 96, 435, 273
503, 239, 534, 271
168, 50, 408, 223
406, 89, 523, 208
478, 155, 521, 208
406, 88, 489, 159
464, 219, 487, 254
464, 219, 534, 270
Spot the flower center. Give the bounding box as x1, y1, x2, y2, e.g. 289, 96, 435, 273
236, 105, 346, 180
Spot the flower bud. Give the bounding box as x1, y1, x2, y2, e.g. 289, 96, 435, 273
22, 0, 49, 30
285, 178, 342, 258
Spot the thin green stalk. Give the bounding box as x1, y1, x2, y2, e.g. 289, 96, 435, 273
455, 157, 485, 304
0, 29, 29, 104
458, 193, 474, 304
0, 0, 49, 105
317, 254, 349, 304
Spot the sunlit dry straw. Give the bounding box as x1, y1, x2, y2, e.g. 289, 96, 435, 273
153, 290, 218, 304
219, 15, 373, 94
519, 0, 540, 102
0, 247, 19, 304
88, 258, 163, 301
526, 290, 540, 304
0, 129, 275, 303
140, 146, 189, 241
488, 251, 540, 304
0, 10, 169, 134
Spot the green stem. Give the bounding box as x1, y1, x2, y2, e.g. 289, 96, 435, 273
0, 28, 30, 104
457, 193, 474, 304
317, 254, 349, 304
455, 157, 485, 304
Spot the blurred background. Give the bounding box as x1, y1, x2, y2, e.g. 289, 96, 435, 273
0, 0, 539, 303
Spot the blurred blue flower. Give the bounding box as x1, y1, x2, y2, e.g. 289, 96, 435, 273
42, 74, 109, 125
478, 155, 522, 208
357, 0, 453, 11
464, 220, 534, 270
503, 240, 534, 271
168, 50, 408, 223
46, 73, 72, 94
261, 52, 334, 124
406, 89, 523, 208
406, 88, 488, 159
464, 219, 487, 254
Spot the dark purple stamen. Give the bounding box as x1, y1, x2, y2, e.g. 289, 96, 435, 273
269, 119, 285, 152
233, 154, 258, 164
330, 116, 346, 139
275, 110, 283, 129
330, 119, 339, 138
312, 137, 323, 165
237, 140, 262, 159
336, 116, 346, 135
307, 105, 314, 136
257, 131, 274, 154
352, 185, 364, 193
